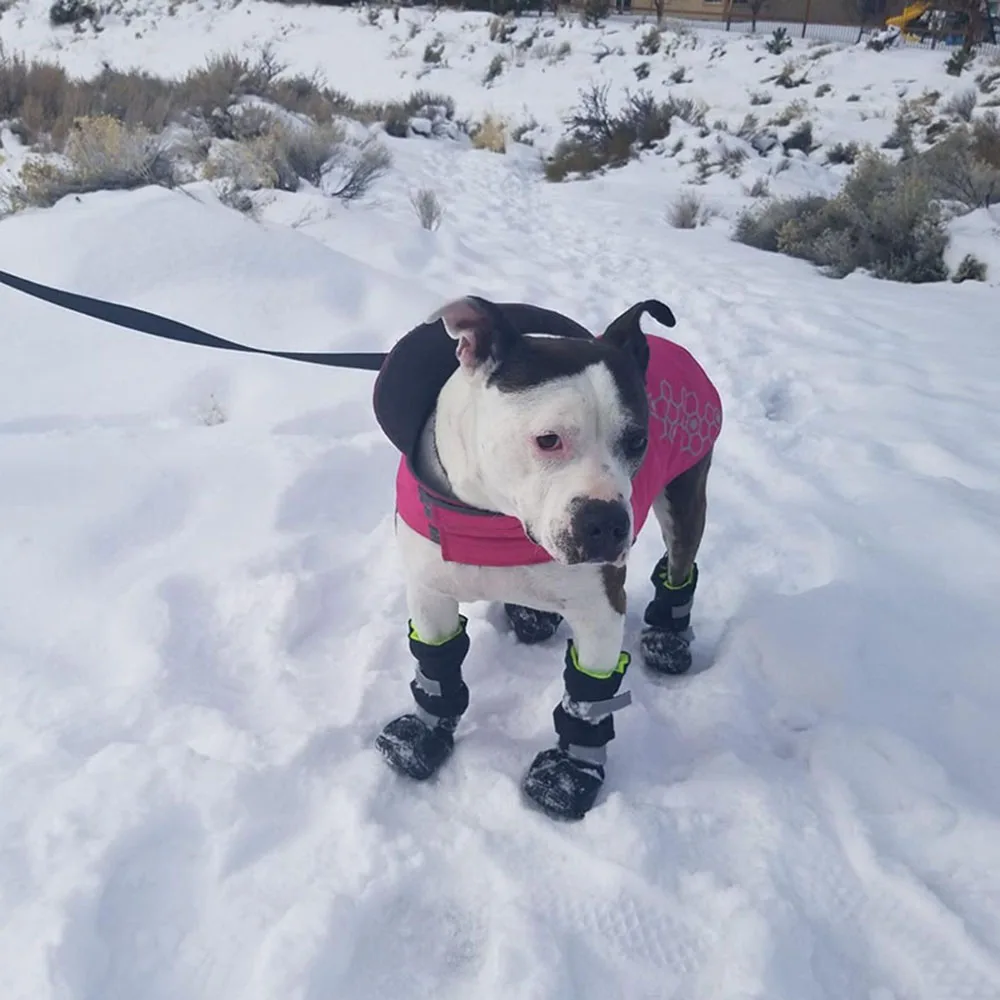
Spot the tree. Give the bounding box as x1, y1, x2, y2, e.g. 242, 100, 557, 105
853, 0, 881, 42
653, 0, 666, 23
748, 0, 767, 31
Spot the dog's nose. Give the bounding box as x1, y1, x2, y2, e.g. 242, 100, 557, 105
573, 499, 631, 563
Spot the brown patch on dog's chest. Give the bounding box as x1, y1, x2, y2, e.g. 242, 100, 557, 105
601, 564, 627, 616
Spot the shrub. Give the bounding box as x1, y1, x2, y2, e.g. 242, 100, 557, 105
773, 60, 808, 89
489, 15, 516, 43
581, 0, 609, 26
324, 139, 392, 201
944, 88, 978, 121
272, 121, 345, 186
49, 0, 95, 26
765, 27, 792, 56
718, 143, 748, 177
8, 116, 168, 209
423, 40, 445, 64
827, 140, 859, 164
471, 113, 506, 152
750, 90, 773, 106
951, 253, 987, 282
668, 189, 709, 228
782, 120, 815, 154
664, 94, 707, 128
735, 113, 759, 141
410, 187, 443, 230
743, 176, 770, 197
918, 125, 1000, 209
634, 61, 651, 81
946, 48, 974, 77
545, 84, 675, 180
483, 53, 505, 85
669, 66, 687, 84
770, 99, 809, 126
734, 151, 949, 283
637, 26, 661, 56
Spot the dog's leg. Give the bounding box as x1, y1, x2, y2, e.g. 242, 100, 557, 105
522, 567, 632, 821
503, 602, 563, 644
641, 449, 712, 675
374, 586, 470, 781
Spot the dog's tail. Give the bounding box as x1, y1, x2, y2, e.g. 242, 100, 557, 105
601, 300, 676, 341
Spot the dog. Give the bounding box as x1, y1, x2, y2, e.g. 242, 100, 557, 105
371, 295, 722, 820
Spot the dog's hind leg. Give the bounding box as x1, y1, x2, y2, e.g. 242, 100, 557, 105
503, 602, 563, 644
522, 568, 632, 821
640, 449, 712, 675
375, 586, 470, 781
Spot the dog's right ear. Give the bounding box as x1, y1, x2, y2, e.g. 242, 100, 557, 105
427, 296, 521, 372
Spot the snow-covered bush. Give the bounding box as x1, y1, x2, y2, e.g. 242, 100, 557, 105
734, 151, 949, 283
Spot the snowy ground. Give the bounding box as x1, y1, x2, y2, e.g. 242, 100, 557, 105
3, 5, 1000, 1000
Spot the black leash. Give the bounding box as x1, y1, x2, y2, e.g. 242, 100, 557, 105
0, 269, 388, 372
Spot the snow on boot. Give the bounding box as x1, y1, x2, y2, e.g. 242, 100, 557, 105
375, 616, 470, 782
641, 558, 697, 675
504, 603, 563, 644
522, 640, 632, 821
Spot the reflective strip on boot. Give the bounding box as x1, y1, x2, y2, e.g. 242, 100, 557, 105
560, 690, 633, 723
564, 743, 607, 768
413, 664, 442, 697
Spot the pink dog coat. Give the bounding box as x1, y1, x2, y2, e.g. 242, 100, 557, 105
373, 305, 722, 568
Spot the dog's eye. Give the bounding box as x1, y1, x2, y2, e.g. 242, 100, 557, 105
535, 433, 562, 451
624, 430, 648, 457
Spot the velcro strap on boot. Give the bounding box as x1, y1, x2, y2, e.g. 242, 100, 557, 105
408, 616, 471, 721
553, 640, 632, 756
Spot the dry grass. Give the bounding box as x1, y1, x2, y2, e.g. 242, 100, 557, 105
471, 113, 507, 153
0, 44, 458, 149
667, 189, 710, 228
6, 115, 169, 209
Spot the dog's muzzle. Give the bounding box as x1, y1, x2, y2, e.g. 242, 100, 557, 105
567, 498, 631, 565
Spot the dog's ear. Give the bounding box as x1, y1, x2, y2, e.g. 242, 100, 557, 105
427, 296, 521, 372
601, 299, 676, 374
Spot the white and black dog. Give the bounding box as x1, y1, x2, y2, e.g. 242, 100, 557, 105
372, 295, 722, 820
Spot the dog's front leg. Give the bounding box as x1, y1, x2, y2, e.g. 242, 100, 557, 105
374, 584, 470, 782
522, 567, 633, 822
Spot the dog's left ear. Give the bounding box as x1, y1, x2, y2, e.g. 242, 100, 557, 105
427, 295, 521, 372
601, 299, 676, 374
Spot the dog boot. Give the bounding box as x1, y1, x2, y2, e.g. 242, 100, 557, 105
640, 557, 697, 675
522, 640, 632, 821
375, 616, 471, 781
504, 603, 563, 645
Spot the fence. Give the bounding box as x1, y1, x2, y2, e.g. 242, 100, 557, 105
598, 1, 1000, 54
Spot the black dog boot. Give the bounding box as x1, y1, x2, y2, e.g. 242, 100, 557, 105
522, 640, 632, 821
640, 557, 697, 675
375, 616, 471, 781
504, 603, 563, 645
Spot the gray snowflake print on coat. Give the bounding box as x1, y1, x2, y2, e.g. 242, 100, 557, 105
649, 379, 722, 459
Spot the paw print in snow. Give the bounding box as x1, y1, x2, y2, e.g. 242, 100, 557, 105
649, 379, 721, 459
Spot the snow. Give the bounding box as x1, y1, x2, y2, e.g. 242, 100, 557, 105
2, 4, 1000, 999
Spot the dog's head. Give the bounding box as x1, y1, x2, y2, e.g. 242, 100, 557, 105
429, 295, 675, 566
